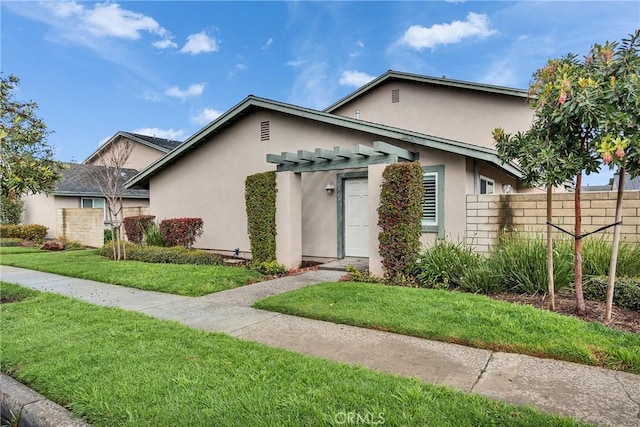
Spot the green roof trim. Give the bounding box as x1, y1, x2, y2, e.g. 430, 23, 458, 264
126, 95, 521, 189
324, 70, 529, 113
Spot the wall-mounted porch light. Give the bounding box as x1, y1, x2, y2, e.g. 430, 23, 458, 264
325, 182, 335, 194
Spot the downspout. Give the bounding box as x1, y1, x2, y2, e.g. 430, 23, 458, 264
473, 159, 480, 194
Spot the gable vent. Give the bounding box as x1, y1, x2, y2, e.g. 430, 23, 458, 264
260, 121, 270, 141
391, 88, 400, 103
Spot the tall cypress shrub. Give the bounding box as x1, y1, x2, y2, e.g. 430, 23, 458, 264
245, 171, 277, 265
378, 162, 424, 284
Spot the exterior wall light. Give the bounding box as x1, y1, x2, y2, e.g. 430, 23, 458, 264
325, 182, 335, 194
502, 184, 513, 194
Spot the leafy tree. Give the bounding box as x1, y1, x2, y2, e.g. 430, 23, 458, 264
495, 31, 640, 316
587, 31, 640, 321
0, 74, 65, 201
0, 194, 24, 224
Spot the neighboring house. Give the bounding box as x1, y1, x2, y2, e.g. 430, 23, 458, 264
22, 131, 181, 239
584, 171, 640, 192
127, 70, 542, 269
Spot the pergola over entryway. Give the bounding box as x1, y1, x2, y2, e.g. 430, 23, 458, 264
265, 141, 417, 276
266, 141, 418, 173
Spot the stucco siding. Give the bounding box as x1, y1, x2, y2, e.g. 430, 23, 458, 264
148, 110, 479, 258
332, 81, 533, 150
86, 138, 165, 170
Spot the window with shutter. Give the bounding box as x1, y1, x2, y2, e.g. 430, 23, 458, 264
422, 172, 437, 226
421, 165, 444, 237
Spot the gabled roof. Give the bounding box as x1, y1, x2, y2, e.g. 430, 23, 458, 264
126, 95, 521, 189
83, 131, 182, 164
324, 70, 529, 113
54, 163, 149, 198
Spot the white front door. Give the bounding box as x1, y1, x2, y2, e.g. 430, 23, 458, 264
345, 178, 369, 257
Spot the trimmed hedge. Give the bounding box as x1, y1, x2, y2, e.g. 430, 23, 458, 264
0, 237, 24, 247
377, 162, 424, 284
159, 218, 203, 248
245, 171, 277, 265
100, 243, 222, 265
583, 276, 640, 312
0, 224, 48, 243
123, 215, 156, 244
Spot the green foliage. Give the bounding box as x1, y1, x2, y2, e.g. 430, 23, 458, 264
0, 74, 65, 198
143, 222, 165, 246
104, 229, 112, 244
378, 162, 424, 284
0, 237, 24, 246
0, 224, 47, 243
415, 240, 484, 290
582, 238, 640, 277
245, 171, 277, 264
490, 235, 575, 294
0, 281, 38, 303
345, 265, 383, 284
123, 215, 156, 244
583, 276, 640, 311
0, 194, 24, 224
253, 260, 287, 276
100, 243, 222, 265
159, 218, 203, 248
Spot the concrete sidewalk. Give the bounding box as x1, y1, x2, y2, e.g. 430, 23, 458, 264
1, 265, 639, 426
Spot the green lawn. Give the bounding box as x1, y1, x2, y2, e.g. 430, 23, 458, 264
254, 282, 640, 374
0, 248, 261, 296
0, 282, 586, 427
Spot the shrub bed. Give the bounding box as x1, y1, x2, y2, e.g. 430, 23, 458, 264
159, 218, 203, 248
100, 243, 222, 265
0, 224, 47, 243
0, 237, 24, 247
582, 276, 640, 312
123, 215, 156, 244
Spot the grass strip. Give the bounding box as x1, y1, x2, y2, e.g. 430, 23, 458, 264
0, 249, 260, 296
254, 282, 640, 373
0, 282, 586, 427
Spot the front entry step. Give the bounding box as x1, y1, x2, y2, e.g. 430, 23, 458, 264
319, 257, 368, 272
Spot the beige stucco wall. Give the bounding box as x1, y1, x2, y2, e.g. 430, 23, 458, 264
332, 81, 534, 150
466, 191, 640, 254
148, 109, 486, 260
86, 137, 165, 171
22, 194, 148, 239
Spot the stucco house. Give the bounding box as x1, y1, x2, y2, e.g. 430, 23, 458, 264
22, 131, 181, 239
126, 71, 541, 273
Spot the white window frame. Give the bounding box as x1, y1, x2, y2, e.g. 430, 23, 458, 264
479, 175, 495, 195
81, 197, 107, 221
422, 172, 438, 227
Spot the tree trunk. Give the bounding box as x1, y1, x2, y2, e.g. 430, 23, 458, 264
546, 186, 555, 311
119, 196, 127, 260
605, 168, 625, 322
574, 173, 585, 314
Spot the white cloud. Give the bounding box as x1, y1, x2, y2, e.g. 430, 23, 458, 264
228, 63, 247, 78
286, 59, 305, 67
180, 31, 219, 55
46, 0, 83, 18
399, 12, 496, 51
289, 62, 334, 109
141, 90, 160, 102
339, 70, 375, 88
165, 83, 206, 101
131, 128, 186, 141
83, 2, 168, 40
262, 37, 273, 50
191, 108, 223, 126
153, 38, 177, 49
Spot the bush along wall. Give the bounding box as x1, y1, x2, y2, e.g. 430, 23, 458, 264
377, 162, 424, 285
245, 171, 277, 266
159, 218, 204, 248
0, 224, 48, 243
123, 215, 156, 244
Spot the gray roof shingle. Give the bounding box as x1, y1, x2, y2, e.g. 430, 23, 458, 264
54, 163, 149, 198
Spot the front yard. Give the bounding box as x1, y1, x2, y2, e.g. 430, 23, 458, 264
0, 247, 260, 296
0, 282, 585, 426
254, 281, 640, 374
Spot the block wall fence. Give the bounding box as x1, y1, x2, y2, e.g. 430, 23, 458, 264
466, 191, 640, 254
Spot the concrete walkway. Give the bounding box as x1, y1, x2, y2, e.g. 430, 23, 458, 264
1, 265, 639, 426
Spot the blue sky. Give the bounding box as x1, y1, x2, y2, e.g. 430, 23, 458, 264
2, 1, 639, 184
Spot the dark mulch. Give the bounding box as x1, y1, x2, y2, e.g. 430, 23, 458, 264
492, 293, 640, 334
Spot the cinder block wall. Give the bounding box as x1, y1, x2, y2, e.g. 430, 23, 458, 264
466, 191, 640, 254
56, 208, 104, 248
122, 207, 149, 219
